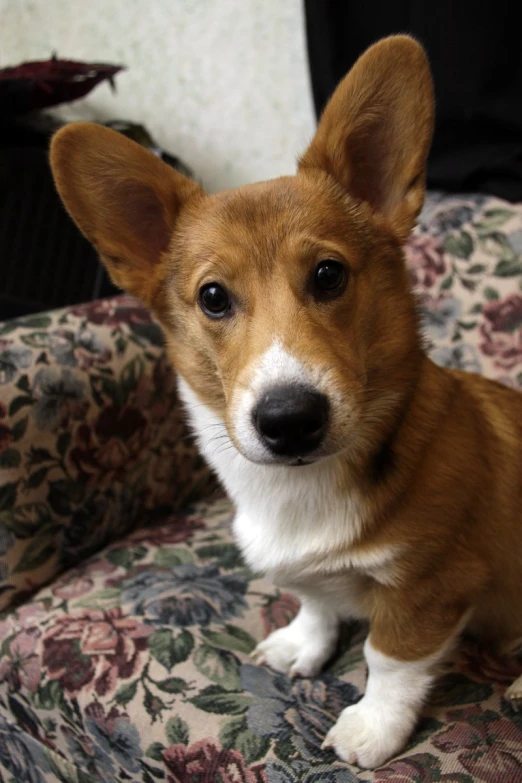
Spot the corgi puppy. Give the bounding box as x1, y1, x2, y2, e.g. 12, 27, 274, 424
50, 35, 522, 769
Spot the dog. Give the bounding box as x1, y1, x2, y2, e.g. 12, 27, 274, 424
50, 35, 522, 768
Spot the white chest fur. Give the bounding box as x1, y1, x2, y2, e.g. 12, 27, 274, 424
178, 378, 398, 613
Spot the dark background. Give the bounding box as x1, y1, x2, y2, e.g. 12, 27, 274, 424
305, 0, 522, 202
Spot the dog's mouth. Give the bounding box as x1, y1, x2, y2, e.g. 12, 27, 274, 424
289, 456, 313, 467
238, 448, 320, 468
265, 452, 322, 468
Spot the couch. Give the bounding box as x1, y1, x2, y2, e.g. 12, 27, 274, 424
1, 192, 522, 783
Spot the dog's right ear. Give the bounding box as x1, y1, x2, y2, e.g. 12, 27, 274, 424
50, 122, 203, 308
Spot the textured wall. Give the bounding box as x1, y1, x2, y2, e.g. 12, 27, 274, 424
0, 0, 316, 192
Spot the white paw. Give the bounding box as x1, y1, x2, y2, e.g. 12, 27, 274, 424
322, 699, 413, 769
506, 675, 522, 711
251, 624, 335, 678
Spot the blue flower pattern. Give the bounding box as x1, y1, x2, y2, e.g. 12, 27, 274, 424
121, 563, 248, 626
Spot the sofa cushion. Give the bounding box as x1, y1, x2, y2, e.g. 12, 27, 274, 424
0, 295, 215, 611
1, 494, 522, 783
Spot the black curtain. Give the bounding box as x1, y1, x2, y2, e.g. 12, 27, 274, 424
304, 0, 522, 202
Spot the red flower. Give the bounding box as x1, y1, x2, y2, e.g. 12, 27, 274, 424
405, 234, 446, 289
479, 294, 522, 370
126, 515, 204, 548
0, 422, 12, 453
261, 592, 300, 636
130, 353, 177, 424
433, 704, 522, 783
162, 740, 267, 783
53, 558, 119, 598
0, 628, 41, 692
479, 324, 522, 370
53, 576, 94, 600
0, 399, 11, 453
376, 757, 440, 783
376, 756, 473, 782
70, 404, 149, 487
460, 640, 522, 686
42, 608, 152, 696
483, 294, 522, 332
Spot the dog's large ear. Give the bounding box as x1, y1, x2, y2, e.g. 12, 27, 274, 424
299, 35, 434, 241
50, 122, 203, 307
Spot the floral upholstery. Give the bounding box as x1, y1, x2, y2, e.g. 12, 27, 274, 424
410, 193, 522, 384
1, 192, 522, 782
0, 297, 215, 611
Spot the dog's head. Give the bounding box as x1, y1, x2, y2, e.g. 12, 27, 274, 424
50, 36, 434, 467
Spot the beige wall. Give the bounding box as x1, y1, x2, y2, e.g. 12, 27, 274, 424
0, 0, 316, 192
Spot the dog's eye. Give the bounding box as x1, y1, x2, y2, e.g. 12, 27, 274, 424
314, 260, 347, 298
199, 283, 231, 318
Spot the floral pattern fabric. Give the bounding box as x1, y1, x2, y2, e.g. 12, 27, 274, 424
408, 193, 522, 385
1, 192, 522, 782
0, 296, 215, 611
1, 497, 522, 783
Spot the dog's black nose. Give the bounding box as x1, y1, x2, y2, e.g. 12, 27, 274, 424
254, 385, 329, 457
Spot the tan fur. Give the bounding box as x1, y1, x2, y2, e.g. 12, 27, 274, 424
50, 35, 522, 670
50, 121, 203, 309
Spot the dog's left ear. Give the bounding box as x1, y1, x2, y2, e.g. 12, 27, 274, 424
299, 35, 434, 241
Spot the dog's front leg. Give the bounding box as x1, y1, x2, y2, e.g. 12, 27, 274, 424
252, 595, 339, 678
323, 607, 468, 768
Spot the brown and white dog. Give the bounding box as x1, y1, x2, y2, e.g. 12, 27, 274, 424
50, 36, 522, 768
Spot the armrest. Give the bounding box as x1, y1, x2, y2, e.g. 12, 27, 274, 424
0, 295, 215, 611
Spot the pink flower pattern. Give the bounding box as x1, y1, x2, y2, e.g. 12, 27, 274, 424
162, 739, 267, 783
42, 608, 153, 696
0, 628, 41, 691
